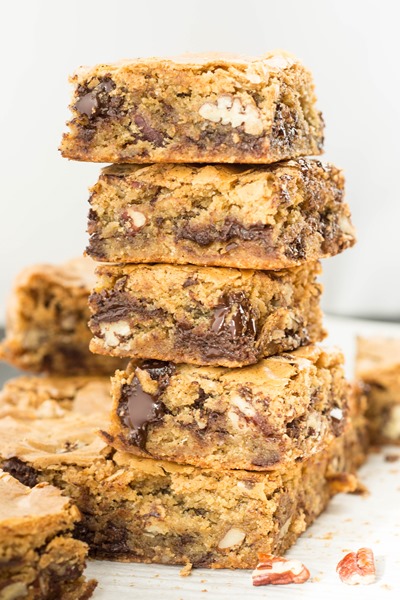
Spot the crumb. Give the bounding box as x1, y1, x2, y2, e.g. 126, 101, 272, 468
200, 579, 207, 583
201, 590, 208, 593
312, 576, 321, 582
153, 574, 160, 578
179, 563, 193, 577
371, 445, 382, 454
384, 454, 399, 462
351, 481, 369, 496
322, 532, 334, 540
389, 469, 399, 475
344, 518, 352, 522
381, 584, 392, 590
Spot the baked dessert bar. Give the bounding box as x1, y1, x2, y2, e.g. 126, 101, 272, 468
0, 257, 124, 375
103, 345, 349, 470
0, 470, 96, 600
356, 336, 400, 444
87, 159, 355, 269
0, 374, 110, 420
0, 376, 365, 569
89, 262, 324, 367
60, 52, 324, 164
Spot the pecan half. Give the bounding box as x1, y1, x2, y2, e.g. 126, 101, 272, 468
252, 553, 310, 586
336, 547, 376, 585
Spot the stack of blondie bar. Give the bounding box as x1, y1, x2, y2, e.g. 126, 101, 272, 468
0, 53, 367, 572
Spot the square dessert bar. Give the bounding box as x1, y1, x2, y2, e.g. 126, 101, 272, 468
0, 375, 366, 569
87, 159, 355, 270
0, 471, 96, 600
89, 262, 324, 367
103, 345, 349, 470
356, 336, 400, 444
60, 52, 324, 164
0, 257, 124, 375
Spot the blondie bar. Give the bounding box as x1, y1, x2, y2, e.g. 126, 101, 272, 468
0, 377, 365, 569
0, 257, 124, 375
87, 159, 355, 269
0, 471, 96, 600
89, 262, 324, 367
103, 346, 349, 470
60, 52, 324, 164
356, 336, 400, 444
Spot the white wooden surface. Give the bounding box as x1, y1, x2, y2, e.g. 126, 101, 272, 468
84, 315, 400, 598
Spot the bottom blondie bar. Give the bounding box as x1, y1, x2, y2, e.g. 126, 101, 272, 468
356, 336, 400, 444
0, 375, 367, 569
0, 471, 96, 600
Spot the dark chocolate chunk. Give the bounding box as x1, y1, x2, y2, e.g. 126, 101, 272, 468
3, 457, 38, 488
139, 360, 175, 382
182, 277, 198, 288
90, 289, 166, 325
75, 77, 117, 119
271, 101, 299, 149
134, 114, 165, 147
176, 217, 272, 247
117, 375, 167, 450
211, 291, 257, 338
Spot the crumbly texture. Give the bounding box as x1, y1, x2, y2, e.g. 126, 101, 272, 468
60, 52, 324, 164
87, 159, 355, 269
0, 376, 366, 569
0, 375, 110, 421
103, 345, 349, 470
0, 471, 96, 600
89, 262, 324, 367
0, 257, 124, 375
356, 336, 400, 444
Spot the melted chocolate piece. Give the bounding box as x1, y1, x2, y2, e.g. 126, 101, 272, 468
271, 102, 299, 149
3, 457, 38, 488
176, 217, 272, 247
210, 291, 257, 338
75, 77, 117, 118
90, 289, 166, 324
118, 378, 166, 450
139, 359, 175, 381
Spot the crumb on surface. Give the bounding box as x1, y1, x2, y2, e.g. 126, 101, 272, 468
384, 454, 399, 462
179, 563, 193, 577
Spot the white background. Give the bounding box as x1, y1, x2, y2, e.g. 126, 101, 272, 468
1, 0, 399, 321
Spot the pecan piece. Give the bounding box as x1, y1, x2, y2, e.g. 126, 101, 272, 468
336, 547, 376, 585
252, 553, 310, 586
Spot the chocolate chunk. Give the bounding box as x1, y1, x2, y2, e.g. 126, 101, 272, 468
271, 102, 299, 148
139, 360, 175, 382
134, 114, 165, 146
3, 457, 38, 488
75, 77, 117, 119
90, 289, 166, 324
118, 375, 167, 450
211, 291, 257, 338
176, 217, 272, 247
182, 277, 198, 288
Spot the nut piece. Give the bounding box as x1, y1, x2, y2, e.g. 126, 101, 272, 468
218, 527, 246, 549
336, 548, 376, 585
199, 95, 264, 136
252, 553, 310, 586
124, 207, 147, 229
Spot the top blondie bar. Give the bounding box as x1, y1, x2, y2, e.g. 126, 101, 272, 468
60, 52, 324, 164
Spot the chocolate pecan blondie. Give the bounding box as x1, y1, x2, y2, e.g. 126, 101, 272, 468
0, 471, 96, 600
89, 262, 324, 367
103, 345, 349, 470
60, 52, 324, 164
0, 257, 123, 375
0, 375, 366, 569
87, 159, 355, 269
356, 336, 400, 444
